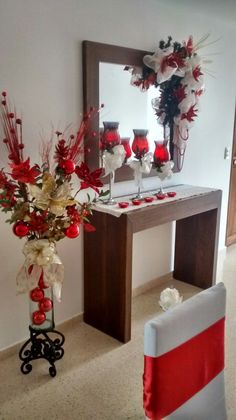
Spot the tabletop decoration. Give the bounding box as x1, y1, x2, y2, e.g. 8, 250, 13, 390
101, 121, 125, 205
0, 91, 106, 376
153, 140, 174, 195
129, 129, 153, 199
126, 35, 210, 169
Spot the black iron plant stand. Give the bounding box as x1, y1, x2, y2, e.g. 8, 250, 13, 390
19, 323, 65, 377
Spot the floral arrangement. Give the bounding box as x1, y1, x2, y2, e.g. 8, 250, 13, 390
0, 91, 107, 302
127, 35, 209, 169
159, 287, 183, 311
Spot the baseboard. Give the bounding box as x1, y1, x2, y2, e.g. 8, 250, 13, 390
132, 272, 173, 298
0, 312, 83, 360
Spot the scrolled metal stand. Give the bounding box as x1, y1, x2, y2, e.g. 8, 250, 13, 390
19, 324, 65, 377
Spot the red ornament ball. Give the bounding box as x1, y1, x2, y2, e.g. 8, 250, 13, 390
32, 310, 46, 326
39, 297, 53, 312
60, 159, 76, 174
65, 223, 80, 238
13, 221, 29, 237
30, 287, 44, 302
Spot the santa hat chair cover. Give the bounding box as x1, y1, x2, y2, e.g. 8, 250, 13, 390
143, 282, 227, 420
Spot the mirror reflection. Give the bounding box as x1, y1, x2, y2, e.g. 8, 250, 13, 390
99, 62, 163, 164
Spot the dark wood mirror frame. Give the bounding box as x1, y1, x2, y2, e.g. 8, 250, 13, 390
82, 40, 178, 183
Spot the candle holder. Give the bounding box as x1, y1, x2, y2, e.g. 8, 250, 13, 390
131, 129, 149, 199
101, 121, 120, 151
101, 121, 124, 205
103, 171, 117, 205
153, 141, 169, 194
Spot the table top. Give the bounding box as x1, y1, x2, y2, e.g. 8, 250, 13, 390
93, 184, 220, 218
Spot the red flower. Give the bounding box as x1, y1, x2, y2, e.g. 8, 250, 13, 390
67, 205, 81, 224
181, 105, 198, 122
0, 170, 16, 191
10, 158, 40, 184
192, 66, 203, 82
28, 212, 49, 234
75, 162, 103, 193
161, 52, 185, 73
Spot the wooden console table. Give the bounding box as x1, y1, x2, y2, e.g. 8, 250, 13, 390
83, 185, 222, 343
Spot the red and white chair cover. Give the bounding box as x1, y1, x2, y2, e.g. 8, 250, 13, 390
143, 282, 227, 419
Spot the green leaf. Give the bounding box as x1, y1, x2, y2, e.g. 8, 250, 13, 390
99, 189, 110, 197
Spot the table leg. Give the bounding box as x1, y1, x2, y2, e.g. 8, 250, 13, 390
84, 212, 133, 343
174, 209, 220, 289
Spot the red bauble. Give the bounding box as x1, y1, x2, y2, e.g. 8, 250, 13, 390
13, 221, 29, 237
39, 297, 53, 312
30, 287, 44, 302
60, 159, 76, 174
32, 310, 46, 325
65, 223, 80, 238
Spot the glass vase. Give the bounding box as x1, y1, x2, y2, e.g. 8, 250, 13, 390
29, 273, 54, 331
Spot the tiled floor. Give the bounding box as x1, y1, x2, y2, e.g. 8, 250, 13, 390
0, 247, 235, 420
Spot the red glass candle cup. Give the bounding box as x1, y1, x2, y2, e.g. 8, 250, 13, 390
118, 201, 129, 208
132, 129, 149, 158
121, 137, 132, 160
132, 199, 142, 206
153, 141, 169, 167
101, 121, 121, 150
144, 196, 154, 203
167, 191, 176, 198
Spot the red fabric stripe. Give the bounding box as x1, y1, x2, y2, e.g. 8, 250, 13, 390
143, 317, 225, 420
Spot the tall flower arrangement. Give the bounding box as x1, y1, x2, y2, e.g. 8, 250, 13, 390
127, 35, 210, 169
0, 91, 106, 301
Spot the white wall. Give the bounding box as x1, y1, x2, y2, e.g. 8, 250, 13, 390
0, 0, 235, 350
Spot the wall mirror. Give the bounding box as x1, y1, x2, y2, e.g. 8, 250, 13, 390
82, 40, 178, 183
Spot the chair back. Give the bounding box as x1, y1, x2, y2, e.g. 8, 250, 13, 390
143, 282, 227, 419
